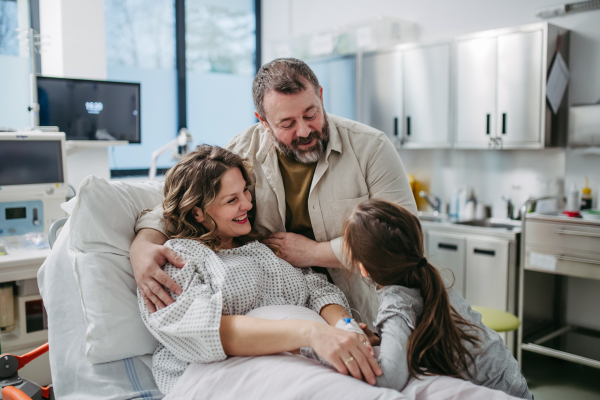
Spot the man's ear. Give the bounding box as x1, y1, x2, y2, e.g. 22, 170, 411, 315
358, 262, 369, 278
192, 206, 205, 223
255, 111, 269, 132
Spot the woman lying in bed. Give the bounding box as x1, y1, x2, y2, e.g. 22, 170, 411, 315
138, 145, 381, 395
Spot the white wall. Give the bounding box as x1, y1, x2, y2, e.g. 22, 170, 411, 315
40, 0, 107, 79
262, 0, 600, 329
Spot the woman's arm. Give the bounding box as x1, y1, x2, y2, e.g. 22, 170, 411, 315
220, 315, 382, 386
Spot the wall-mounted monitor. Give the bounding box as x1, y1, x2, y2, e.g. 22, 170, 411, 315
37, 76, 141, 143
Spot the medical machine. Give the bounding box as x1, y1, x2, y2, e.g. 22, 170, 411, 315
36, 77, 141, 143
0, 132, 68, 238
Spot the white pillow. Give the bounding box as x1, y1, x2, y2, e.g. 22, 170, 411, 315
67, 176, 163, 364
245, 305, 327, 325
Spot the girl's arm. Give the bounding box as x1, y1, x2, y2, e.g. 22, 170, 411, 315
375, 314, 413, 391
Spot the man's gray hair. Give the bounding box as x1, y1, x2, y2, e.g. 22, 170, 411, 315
252, 58, 321, 120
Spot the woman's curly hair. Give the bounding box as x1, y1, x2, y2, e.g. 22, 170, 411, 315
162, 145, 264, 251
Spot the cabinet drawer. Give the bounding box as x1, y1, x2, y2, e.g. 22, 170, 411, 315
465, 237, 509, 311
427, 232, 466, 297
525, 245, 600, 281
525, 220, 600, 254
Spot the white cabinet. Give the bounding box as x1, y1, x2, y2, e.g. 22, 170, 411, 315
308, 56, 356, 121
455, 37, 497, 146
361, 42, 451, 148
362, 50, 403, 143
427, 232, 466, 297
454, 22, 569, 149
497, 30, 543, 145
402, 43, 451, 147
465, 237, 510, 311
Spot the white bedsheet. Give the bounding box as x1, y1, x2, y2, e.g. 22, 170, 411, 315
166, 353, 518, 400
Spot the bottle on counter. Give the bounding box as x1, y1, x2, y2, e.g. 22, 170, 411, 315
582, 177, 593, 210
566, 183, 580, 211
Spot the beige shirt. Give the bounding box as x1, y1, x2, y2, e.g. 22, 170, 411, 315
136, 114, 417, 327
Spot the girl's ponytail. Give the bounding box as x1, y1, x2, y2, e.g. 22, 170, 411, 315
406, 260, 479, 378
343, 199, 481, 380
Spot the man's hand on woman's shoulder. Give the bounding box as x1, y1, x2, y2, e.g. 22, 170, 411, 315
130, 228, 186, 312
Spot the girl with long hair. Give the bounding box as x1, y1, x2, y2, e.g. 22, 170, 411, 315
342, 199, 532, 399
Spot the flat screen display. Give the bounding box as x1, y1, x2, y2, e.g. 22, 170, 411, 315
6, 208, 26, 219
37, 77, 140, 143
0, 140, 64, 186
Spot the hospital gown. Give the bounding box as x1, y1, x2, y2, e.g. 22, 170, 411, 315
138, 239, 349, 394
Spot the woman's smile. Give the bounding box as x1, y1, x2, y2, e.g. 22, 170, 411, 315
232, 213, 248, 224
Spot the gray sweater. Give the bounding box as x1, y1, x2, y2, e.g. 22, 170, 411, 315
374, 285, 532, 399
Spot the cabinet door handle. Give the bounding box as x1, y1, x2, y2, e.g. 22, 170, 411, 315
438, 243, 458, 251
555, 229, 600, 238
502, 113, 506, 134
394, 117, 399, 136
474, 248, 495, 256
407, 116, 411, 136
555, 255, 600, 266
486, 114, 490, 135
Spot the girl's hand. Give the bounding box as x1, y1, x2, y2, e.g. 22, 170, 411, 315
359, 323, 381, 347
308, 323, 382, 385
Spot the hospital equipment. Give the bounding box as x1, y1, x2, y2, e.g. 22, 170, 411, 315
0, 133, 68, 242
16, 28, 45, 127
149, 128, 194, 180
36, 77, 141, 143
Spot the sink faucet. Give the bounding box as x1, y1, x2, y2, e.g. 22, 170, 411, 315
419, 191, 442, 214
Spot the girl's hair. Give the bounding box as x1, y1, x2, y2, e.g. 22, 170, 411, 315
343, 199, 481, 380
163, 145, 264, 252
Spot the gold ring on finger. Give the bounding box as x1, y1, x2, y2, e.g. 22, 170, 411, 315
344, 356, 354, 365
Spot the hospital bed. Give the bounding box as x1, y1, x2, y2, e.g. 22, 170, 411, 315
0, 178, 518, 400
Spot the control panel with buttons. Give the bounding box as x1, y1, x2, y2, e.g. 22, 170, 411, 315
0, 200, 44, 236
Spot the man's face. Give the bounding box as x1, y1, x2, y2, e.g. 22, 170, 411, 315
256, 85, 329, 164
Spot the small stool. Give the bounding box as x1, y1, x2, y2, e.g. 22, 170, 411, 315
471, 306, 520, 333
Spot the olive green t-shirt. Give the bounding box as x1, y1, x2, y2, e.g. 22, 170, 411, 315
277, 151, 332, 281
276, 151, 317, 240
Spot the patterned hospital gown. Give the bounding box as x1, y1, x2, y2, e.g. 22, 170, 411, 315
138, 239, 349, 394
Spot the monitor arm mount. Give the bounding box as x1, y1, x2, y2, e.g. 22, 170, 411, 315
149, 128, 194, 181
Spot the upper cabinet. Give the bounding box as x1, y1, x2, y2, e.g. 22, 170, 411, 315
308, 56, 356, 121
402, 43, 451, 147
361, 43, 451, 148
455, 37, 497, 145
362, 50, 403, 144
454, 23, 569, 149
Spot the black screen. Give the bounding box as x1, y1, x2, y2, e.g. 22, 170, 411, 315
37, 77, 141, 143
6, 208, 26, 219
0, 140, 64, 186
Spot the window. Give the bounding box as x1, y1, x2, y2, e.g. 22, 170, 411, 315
0, 0, 31, 130
105, 0, 178, 171
105, 0, 258, 175
185, 0, 257, 149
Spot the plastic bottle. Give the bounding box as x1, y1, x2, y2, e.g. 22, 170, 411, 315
582, 177, 593, 210
566, 183, 580, 211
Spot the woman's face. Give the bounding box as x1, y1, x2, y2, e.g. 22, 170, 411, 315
193, 167, 253, 242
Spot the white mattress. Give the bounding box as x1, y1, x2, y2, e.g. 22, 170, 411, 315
38, 225, 518, 400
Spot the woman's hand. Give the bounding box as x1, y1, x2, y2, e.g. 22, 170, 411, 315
359, 323, 381, 347
308, 323, 382, 385
130, 229, 186, 312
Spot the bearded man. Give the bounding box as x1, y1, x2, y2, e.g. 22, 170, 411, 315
130, 58, 417, 380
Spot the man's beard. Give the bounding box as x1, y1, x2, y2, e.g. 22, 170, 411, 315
271, 113, 330, 164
